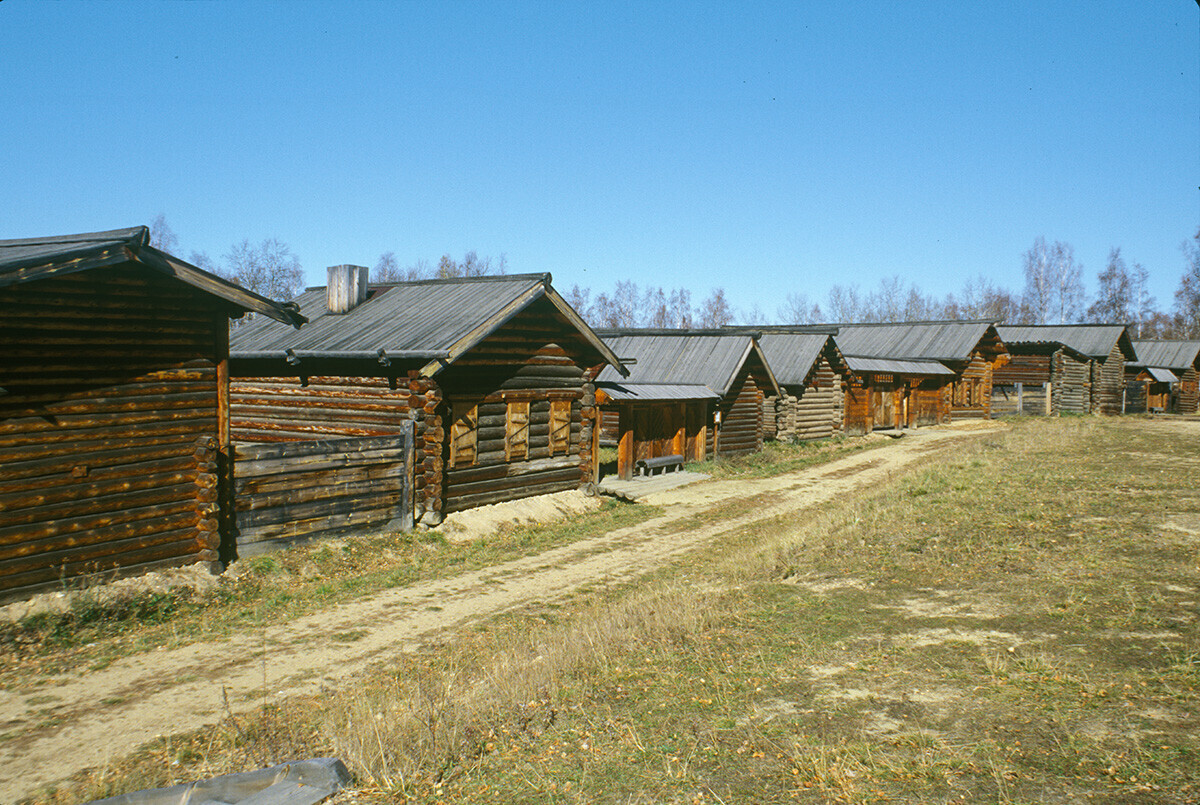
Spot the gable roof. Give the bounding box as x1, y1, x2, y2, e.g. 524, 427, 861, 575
997, 325, 1136, 362
1129, 340, 1200, 371
0, 226, 305, 327
231, 272, 625, 378
1140, 366, 1180, 384
827, 320, 1004, 364
595, 330, 780, 398
753, 331, 848, 386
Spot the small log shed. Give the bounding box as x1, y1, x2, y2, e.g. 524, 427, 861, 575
229, 268, 626, 528
0, 227, 304, 600
746, 329, 849, 442
996, 325, 1136, 415
829, 321, 1008, 434
592, 330, 781, 480
1127, 340, 1200, 414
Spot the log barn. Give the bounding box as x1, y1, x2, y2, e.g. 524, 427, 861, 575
229, 269, 625, 533
750, 329, 848, 442
1126, 340, 1200, 414
829, 321, 1007, 434
0, 227, 305, 600
593, 330, 780, 480
995, 325, 1135, 415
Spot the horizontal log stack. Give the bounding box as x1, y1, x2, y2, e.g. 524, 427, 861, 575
0, 266, 233, 600
232, 431, 414, 555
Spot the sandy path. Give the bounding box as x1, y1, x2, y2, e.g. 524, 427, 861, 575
0, 423, 1001, 802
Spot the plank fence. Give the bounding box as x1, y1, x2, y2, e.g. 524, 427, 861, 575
232, 425, 414, 557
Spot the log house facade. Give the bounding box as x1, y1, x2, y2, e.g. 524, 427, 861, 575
0, 227, 304, 600
593, 331, 781, 480
230, 271, 625, 526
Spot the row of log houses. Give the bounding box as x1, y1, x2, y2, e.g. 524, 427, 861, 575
1, 225, 1174, 600
1, 235, 631, 599
994, 325, 1136, 415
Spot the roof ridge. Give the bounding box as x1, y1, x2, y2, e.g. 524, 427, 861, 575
302, 272, 547, 293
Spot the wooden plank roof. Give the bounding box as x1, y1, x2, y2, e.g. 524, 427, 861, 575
752, 331, 848, 386
997, 324, 1136, 361
1129, 340, 1200, 371
827, 320, 1004, 364
595, 330, 781, 398
843, 356, 956, 376
231, 272, 625, 378
0, 226, 306, 327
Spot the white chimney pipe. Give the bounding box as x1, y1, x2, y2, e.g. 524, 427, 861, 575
327, 265, 369, 314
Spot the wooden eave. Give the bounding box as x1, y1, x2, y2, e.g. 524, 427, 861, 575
724, 339, 782, 399
418, 280, 629, 379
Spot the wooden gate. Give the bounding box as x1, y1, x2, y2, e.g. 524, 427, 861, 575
231, 424, 414, 558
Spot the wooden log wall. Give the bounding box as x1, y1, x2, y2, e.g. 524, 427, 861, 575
598, 409, 620, 446
770, 358, 842, 442
436, 298, 595, 513
230, 375, 444, 523
993, 353, 1051, 385
1051, 350, 1090, 415
709, 365, 762, 458
1180, 368, 1199, 414
232, 431, 413, 555
1091, 345, 1126, 415
0, 266, 229, 600
951, 353, 994, 420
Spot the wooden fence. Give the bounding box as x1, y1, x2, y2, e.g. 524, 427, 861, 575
232, 426, 414, 557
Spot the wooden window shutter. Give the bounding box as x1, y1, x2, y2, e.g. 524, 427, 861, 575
549, 400, 571, 456
505, 401, 529, 461
450, 403, 478, 468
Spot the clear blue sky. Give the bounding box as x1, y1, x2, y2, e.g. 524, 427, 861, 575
2, 1, 1197, 318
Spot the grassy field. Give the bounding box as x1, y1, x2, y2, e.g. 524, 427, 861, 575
25, 418, 1200, 804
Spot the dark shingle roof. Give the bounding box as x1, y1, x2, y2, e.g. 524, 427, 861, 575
231, 273, 625, 377
829, 321, 1002, 363
595, 331, 779, 397
0, 226, 305, 327
1129, 340, 1200, 371
997, 325, 1136, 361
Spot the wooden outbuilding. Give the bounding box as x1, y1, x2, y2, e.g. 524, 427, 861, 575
229, 269, 625, 534
1126, 340, 1200, 414
593, 330, 780, 480
828, 321, 1008, 434
748, 329, 849, 442
0, 227, 305, 600
995, 325, 1136, 415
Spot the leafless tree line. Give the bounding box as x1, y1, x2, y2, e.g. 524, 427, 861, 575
151, 215, 1200, 338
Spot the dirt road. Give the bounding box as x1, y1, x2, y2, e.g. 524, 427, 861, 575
0, 422, 1002, 802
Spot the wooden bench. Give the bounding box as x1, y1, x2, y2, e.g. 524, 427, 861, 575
635, 454, 684, 476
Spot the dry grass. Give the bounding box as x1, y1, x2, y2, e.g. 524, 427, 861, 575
18, 417, 1200, 804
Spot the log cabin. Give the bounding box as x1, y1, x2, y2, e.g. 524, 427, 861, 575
828, 321, 1008, 434
0, 227, 305, 600
745, 329, 849, 442
592, 330, 781, 480
229, 269, 625, 530
995, 325, 1136, 415
1126, 340, 1200, 414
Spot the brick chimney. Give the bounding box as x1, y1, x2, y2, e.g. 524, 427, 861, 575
327, 265, 369, 314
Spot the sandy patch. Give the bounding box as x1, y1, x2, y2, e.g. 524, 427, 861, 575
883, 592, 1008, 620
437, 490, 604, 543
791, 577, 869, 594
